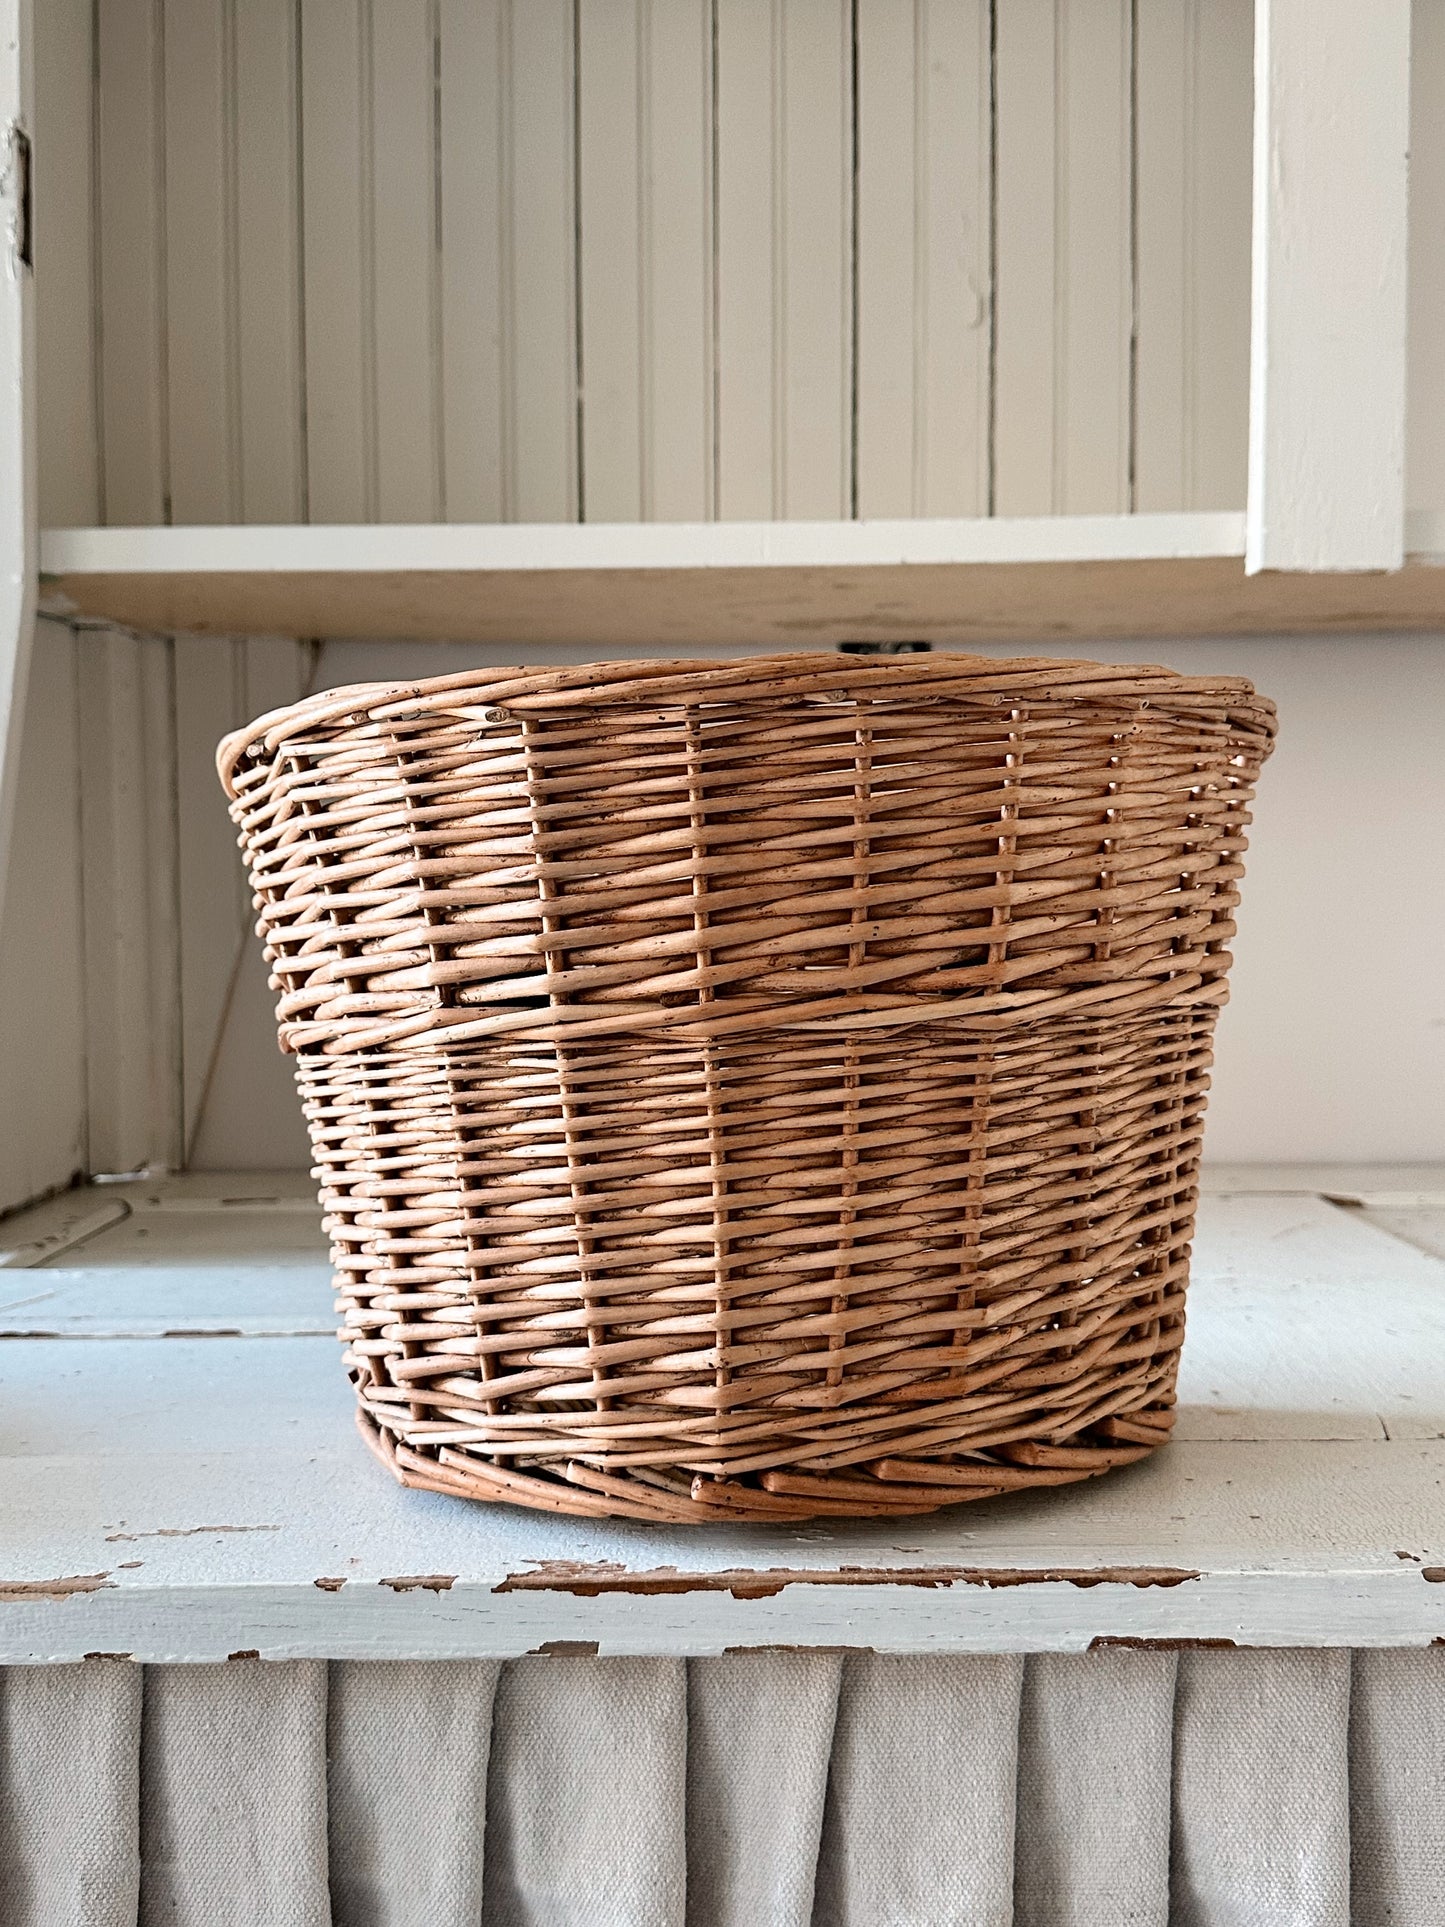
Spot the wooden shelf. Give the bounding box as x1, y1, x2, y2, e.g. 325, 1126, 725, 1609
37, 513, 1445, 647
2, 1168, 1443, 1662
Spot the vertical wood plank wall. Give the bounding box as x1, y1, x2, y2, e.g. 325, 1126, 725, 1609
1408, 0, 1445, 515
77, 628, 183, 1175
715, 0, 853, 518
0, 620, 314, 1207
0, 622, 190, 1211
992, 0, 1132, 515
1134, 0, 1253, 513
34, 0, 1284, 529
0, 625, 86, 1214
579, 0, 713, 520
855, 0, 991, 517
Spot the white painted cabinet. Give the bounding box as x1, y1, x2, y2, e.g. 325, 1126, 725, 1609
0, 0, 1443, 1671
15, 0, 1445, 650
2, 0, 1444, 1211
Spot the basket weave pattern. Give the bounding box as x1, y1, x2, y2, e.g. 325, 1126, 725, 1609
220, 655, 1276, 1522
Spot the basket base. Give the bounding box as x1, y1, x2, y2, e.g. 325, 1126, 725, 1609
356, 1409, 1168, 1525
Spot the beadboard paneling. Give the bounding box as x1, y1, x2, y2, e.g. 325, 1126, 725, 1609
173, 635, 249, 1152
1408, 0, 1445, 513
32, 0, 100, 526
993, 0, 1133, 515
1135, 0, 1254, 512
1, 622, 190, 1211
1246, 0, 1411, 574
854, 0, 991, 518
95, 0, 168, 524
36, 0, 1276, 530
371, 1, 446, 523
0, 623, 303, 1189
0, 624, 86, 1214
299, 0, 374, 522
163, 0, 242, 525
436, 0, 579, 524
235, 0, 307, 523
77, 629, 183, 1175
577, 0, 714, 521
435, 0, 507, 523
715, 0, 853, 519
501, 0, 582, 522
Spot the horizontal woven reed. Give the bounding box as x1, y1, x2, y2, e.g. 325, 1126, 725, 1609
220, 652, 1276, 1522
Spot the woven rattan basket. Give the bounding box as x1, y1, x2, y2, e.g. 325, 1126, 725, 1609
219, 652, 1276, 1523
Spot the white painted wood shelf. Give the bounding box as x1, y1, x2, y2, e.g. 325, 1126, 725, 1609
2, 1168, 1443, 1664
37, 514, 1445, 648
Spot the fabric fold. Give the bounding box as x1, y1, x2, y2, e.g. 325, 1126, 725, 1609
481, 1655, 687, 1927
686, 1650, 841, 1927
1171, 1646, 1351, 1927
328, 1659, 500, 1927
1014, 1647, 1177, 1927
5, 1644, 1440, 1925
138, 1658, 330, 1927
0, 1659, 141, 1927
1349, 1647, 1445, 1926
811, 1652, 1023, 1927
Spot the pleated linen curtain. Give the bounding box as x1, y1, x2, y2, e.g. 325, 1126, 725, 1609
1, 1648, 1442, 1927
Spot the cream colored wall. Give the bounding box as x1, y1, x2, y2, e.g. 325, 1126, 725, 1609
175, 630, 1445, 1172
3, 624, 1438, 1191
1180, 636, 1444, 1164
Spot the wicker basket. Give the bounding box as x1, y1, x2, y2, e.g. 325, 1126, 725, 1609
219, 652, 1276, 1523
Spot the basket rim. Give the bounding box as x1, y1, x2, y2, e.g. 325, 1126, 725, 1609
217, 649, 1277, 796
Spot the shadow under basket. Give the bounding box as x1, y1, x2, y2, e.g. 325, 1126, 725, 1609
218, 651, 1276, 1523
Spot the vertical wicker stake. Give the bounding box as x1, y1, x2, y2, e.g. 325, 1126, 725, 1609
219, 653, 1276, 1523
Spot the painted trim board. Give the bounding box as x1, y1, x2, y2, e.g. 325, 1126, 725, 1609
37, 515, 1445, 645
2, 1439, 1443, 1662
41, 511, 1249, 575
1246, 0, 1411, 572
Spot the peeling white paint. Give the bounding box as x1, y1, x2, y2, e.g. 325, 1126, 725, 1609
2, 1175, 1444, 1661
